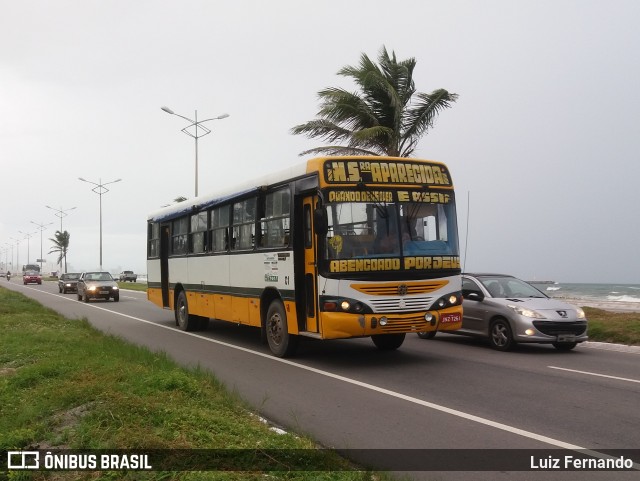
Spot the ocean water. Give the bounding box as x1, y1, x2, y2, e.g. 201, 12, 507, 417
529, 282, 640, 309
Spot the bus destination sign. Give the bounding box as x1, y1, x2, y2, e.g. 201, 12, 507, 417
323, 160, 452, 186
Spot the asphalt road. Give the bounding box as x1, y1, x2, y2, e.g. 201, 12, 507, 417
4, 278, 640, 480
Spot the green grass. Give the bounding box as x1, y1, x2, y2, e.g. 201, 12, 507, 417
116, 282, 147, 292
582, 307, 640, 345
0, 288, 387, 481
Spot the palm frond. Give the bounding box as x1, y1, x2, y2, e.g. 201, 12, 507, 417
292, 46, 458, 157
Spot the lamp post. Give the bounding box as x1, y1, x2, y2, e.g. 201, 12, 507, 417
18, 230, 38, 265
46, 205, 77, 233
30, 221, 54, 273
78, 177, 122, 270
9, 237, 21, 273
45, 205, 76, 271
4, 243, 13, 273
161, 106, 229, 197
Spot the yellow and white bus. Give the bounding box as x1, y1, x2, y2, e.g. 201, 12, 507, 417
147, 156, 462, 357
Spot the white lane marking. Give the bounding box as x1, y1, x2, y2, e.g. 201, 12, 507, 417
549, 366, 640, 384
16, 285, 640, 468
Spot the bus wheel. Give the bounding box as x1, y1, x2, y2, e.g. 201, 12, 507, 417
175, 291, 196, 331
371, 333, 406, 350
266, 300, 298, 358
417, 331, 436, 339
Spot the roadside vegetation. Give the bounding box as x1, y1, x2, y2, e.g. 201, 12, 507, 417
582, 307, 640, 345
0, 287, 385, 481
117, 281, 147, 292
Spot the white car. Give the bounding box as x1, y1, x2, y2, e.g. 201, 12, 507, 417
419, 273, 588, 351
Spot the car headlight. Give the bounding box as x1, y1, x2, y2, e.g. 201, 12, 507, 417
113, 286, 119, 290
576, 307, 586, 319
88, 286, 97, 292
508, 305, 546, 319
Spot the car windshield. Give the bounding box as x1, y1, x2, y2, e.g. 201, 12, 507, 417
477, 276, 547, 299
86, 272, 113, 281
64, 274, 80, 280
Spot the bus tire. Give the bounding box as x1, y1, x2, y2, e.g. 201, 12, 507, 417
175, 291, 198, 332
371, 333, 406, 350
266, 300, 298, 358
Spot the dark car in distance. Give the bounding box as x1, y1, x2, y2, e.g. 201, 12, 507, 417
77, 271, 120, 302
23, 271, 42, 285
58, 273, 81, 293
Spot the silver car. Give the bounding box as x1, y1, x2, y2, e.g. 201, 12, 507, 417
420, 273, 588, 351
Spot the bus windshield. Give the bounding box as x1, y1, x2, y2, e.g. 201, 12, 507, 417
322, 195, 459, 275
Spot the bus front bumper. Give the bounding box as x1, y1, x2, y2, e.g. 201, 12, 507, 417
319, 307, 462, 339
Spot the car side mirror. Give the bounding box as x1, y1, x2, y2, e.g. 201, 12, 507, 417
465, 291, 484, 302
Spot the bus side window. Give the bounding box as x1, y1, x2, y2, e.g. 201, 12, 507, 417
211, 205, 230, 252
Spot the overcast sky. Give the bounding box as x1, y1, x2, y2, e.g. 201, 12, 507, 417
1, 0, 639, 284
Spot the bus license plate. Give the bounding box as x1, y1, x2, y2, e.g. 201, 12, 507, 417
441, 313, 461, 324
557, 335, 576, 342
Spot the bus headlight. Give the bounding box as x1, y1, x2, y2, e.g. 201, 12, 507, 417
379, 316, 388, 326
431, 292, 462, 310
320, 296, 372, 314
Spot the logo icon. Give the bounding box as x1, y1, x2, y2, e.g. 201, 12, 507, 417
397, 284, 408, 296
557, 310, 568, 318
7, 451, 39, 469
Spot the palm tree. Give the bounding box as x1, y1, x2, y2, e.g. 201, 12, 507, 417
291, 46, 458, 157
48, 230, 70, 273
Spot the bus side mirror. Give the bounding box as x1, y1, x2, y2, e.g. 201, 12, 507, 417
314, 207, 328, 236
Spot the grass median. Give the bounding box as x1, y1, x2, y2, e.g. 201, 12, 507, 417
582, 307, 640, 345
0, 287, 387, 481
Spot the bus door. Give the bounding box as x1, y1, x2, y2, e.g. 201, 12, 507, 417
301, 196, 319, 333
160, 224, 170, 308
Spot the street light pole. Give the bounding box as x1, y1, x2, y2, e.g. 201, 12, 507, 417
18, 230, 37, 265
46, 205, 77, 233
78, 177, 122, 270
9, 237, 21, 273
161, 106, 229, 197
30, 221, 54, 273
45, 205, 76, 271
4, 243, 14, 273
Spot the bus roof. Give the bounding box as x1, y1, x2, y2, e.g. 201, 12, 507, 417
147, 156, 451, 223
147, 161, 310, 223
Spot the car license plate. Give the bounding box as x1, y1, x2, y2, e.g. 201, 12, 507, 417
441, 313, 462, 324
557, 334, 576, 342
99, 290, 109, 295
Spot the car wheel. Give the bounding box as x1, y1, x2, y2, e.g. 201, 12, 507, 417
489, 318, 515, 351
553, 342, 577, 351
83, 292, 90, 303
417, 331, 437, 339
113, 293, 120, 302
371, 333, 406, 350
265, 300, 298, 357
